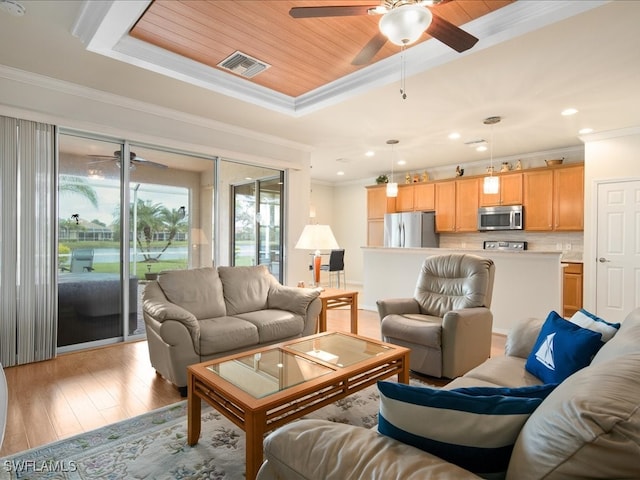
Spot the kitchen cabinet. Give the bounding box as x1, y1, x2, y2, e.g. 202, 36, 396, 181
455, 177, 480, 232
563, 262, 583, 317
479, 172, 523, 206
395, 183, 435, 212
367, 185, 396, 220
523, 164, 584, 231
434, 178, 479, 232
366, 185, 396, 246
435, 181, 456, 232
396, 185, 414, 212
414, 183, 435, 211
554, 165, 584, 230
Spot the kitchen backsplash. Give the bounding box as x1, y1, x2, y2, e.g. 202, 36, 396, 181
439, 231, 584, 261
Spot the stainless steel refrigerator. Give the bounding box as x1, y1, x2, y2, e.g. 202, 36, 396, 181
383, 211, 439, 248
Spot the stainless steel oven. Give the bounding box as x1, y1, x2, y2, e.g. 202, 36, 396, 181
477, 205, 523, 231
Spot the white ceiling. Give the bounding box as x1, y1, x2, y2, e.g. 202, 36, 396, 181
1, 0, 640, 184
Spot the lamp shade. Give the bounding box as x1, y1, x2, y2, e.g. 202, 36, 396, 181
295, 224, 339, 251
386, 182, 398, 197
379, 4, 433, 46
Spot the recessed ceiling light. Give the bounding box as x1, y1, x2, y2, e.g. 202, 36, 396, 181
476, 145, 488, 152
448, 132, 461, 140
561, 108, 578, 116
578, 128, 593, 135
337, 171, 345, 176
365, 151, 375, 157
397, 160, 406, 166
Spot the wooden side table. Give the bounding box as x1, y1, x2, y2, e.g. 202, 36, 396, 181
318, 288, 359, 334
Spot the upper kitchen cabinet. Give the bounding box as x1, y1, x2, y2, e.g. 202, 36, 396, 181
366, 185, 396, 246
396, 184, 415, 212
414, 183, 435, 211
434, 177, 479, 232
395, 183, 435, 212
367, 185, 396, 220
435, 181, 456, 232
523, 163, 584, 231
479, 172, 523, 207
554, 164, 584, 230
456, 177, 481, 232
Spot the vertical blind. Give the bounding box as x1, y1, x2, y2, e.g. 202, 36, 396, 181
0, 115, 56, 367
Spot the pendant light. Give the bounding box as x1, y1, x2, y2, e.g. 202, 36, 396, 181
483, 116, 501, 195
386, 139, 399, 197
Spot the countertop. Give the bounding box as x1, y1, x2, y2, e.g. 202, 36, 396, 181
361, 246, 583, 263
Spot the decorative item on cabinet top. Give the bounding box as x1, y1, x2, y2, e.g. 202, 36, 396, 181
375, 174, 389, 184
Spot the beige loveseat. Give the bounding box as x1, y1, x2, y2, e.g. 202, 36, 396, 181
142, 265, 321, 394
257, 308, 640, 479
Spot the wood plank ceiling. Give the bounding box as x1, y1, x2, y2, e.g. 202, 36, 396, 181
130, 0, 513, 98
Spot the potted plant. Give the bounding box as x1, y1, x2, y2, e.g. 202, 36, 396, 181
375, 174, 389, 184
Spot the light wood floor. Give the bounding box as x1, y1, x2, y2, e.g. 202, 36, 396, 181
0, 308, 505, 457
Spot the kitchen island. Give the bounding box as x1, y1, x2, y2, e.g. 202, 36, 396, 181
362, 247, 563, 334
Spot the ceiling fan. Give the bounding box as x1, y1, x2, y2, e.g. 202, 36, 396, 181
289, 0, 479, 65
88, 151, 168, 169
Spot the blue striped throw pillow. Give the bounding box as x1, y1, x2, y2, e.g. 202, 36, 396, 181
377, 382, 557, 478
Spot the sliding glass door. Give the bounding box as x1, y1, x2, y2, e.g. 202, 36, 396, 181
57, 134, 125, 348
231, 173, 283, 281
58, 133, 216, 350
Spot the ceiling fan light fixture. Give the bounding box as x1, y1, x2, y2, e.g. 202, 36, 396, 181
379, 4, 433, 46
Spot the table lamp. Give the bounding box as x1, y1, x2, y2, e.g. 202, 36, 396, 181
295, 224, 339, 287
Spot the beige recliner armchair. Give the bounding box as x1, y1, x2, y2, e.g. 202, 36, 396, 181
377, 253, 495, 379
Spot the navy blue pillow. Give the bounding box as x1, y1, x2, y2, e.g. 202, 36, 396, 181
377, 382, 557, 477
525, 310, 604, 383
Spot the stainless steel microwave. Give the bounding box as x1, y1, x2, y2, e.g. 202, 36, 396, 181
477, 205, 523, 231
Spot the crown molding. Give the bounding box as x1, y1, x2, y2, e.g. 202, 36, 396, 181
72, 0, 607, 117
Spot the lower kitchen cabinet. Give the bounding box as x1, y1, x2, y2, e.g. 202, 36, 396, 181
563, 262, 583, 317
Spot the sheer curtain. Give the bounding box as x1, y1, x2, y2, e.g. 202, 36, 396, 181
0, 116, 56, 367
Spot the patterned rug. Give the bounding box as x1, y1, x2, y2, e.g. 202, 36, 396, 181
0, 378, 431, 480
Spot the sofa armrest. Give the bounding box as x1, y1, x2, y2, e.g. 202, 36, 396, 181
258, 419, 481, 480
268, 285, 320, 316
143, 282, 200, 348
441, 307, 493, 379
504, 317, 545, 359
376, 298, 421, 320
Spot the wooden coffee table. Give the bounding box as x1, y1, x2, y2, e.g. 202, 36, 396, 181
187, 332, 410, 480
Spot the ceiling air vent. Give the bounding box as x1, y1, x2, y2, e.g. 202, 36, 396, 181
217, 51, 271, 78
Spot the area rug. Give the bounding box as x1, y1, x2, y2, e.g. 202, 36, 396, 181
0, 378, 432, 480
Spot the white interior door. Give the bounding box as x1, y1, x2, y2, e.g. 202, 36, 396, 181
596, 180, 640, 323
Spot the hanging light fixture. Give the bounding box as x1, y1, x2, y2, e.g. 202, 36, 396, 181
483, 116, 501, 195
386, 139, 399, 197
379, 4, 433, 47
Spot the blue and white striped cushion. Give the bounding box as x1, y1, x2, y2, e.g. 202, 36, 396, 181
377, 382, 557, 478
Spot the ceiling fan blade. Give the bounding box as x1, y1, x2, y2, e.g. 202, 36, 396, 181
289, 5, 379, 18
131, 158, 168, 169
352, 31, 388, 65
427, 13, 478, 53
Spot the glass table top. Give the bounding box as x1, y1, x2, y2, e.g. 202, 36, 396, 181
207, 349, 333, 398
287, 333, 392, 368
206, 333, 394, 399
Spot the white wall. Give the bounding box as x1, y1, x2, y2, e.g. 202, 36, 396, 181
309, 180, 368, 288
583, 128, 640, 312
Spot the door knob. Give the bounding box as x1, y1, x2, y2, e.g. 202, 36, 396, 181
598, 257, 611, 263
